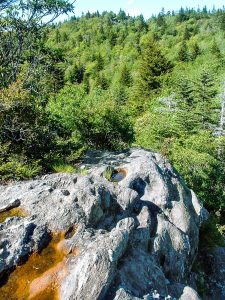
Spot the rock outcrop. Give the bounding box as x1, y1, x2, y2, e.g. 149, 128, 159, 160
0, 148, 220, 300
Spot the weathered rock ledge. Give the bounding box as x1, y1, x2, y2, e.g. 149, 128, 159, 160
0, 148, 223, 299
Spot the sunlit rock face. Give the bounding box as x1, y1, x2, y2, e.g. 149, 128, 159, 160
0, 148, 213, 300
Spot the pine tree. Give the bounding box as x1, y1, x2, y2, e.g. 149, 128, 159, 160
194, 70, 218, 127
177, 77, 195, 107
211, 39, 222, 59
178, 41, 189, 62
135, 14, 147, 32
86, 11, 91, 18
119, 64, 132, 87
183, 26, 190, 40
62, 32, 69, 42
118, 9, 127, 21
176, 7, 188, 22
109, 31, 117, 46
55, 29, 61, 43
191, 42, 201, 60
174, 77, 198, 132
136, 37, 172, 97
96, 54, 104, 72
83, 73, 90, 94
66, 64, 84, 84
218, 12, 225, 30
95, 73, 108, 90
202, 5, 208, 15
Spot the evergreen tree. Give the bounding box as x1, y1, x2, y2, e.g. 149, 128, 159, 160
86, 11, 91, 18
176, 7, 188, 22
178, 41, 189, 62
194, 70, 218, 127
94, 73, 108, 90
211, 39, 222, 59
175, 77, 197, 132
219, 12, 225, 30
202, 5, 208, 15
109, 31, 117, 46
135, 14, 147, 32
119, 64, 132, 87
136, 36, 172, 97
191, 42, 201, 60
118, 9, 127, 21
177, 77, 194, 107
83, 73, 90, 94
112, 84, 127, 104
62, 32, 69, 42
96, 54, 104, 71
55, 29, 61, 43
156, 13, 164, 26
183, 26, 191, 40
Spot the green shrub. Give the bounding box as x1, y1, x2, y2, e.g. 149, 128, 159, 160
199, 214, 225, 251
51, 161, 76, 173
103, 166, 114, 181
0, 156, 41, 181
196, 272, 206, 297
47, 85, 134, 150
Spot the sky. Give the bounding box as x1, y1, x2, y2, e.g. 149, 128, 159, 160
72, 0, 224, 19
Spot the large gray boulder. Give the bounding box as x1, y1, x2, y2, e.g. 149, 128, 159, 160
179, 286, 202, 300
0, 148, 212, 299
168, 284, 202, 300
61, 218, 135, 300
0, 216, 50, 274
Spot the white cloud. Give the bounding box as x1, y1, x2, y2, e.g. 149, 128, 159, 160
127, 0, 135, 5
127, 7, 142, 16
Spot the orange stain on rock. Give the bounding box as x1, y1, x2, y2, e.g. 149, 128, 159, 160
28, 260, 67, 299
111, 168, 128, 182
0, 207, 27, 223
0, 231, 78, 300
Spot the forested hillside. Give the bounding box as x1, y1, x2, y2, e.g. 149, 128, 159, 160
1, 4, 225, 228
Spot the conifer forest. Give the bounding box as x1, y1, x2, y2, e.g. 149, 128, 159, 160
1, 1, 225, 240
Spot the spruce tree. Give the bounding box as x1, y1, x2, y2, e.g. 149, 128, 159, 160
183, 26, 191, 40
66, 64, 84, 84
211, 39, 222, 59
177, 77, 194, 108
118, 9, 127, 21
175, 77, 197, 132
96, 54, 104, 71
194, 70, 218, 127
119, 64, 132, 87
178, 41, 189, 62
137, 36, 172, 98
55, 29, 61, 43
191, 42, 201, 60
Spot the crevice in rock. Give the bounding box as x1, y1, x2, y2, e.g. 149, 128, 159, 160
130, 178, 146, 198
160, 254, 166, 268
133, 199, 161, 239
0, 199, 21, 213
64, 225, 78, 239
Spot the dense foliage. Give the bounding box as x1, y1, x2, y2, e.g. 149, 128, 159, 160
1, 5, 225, 225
